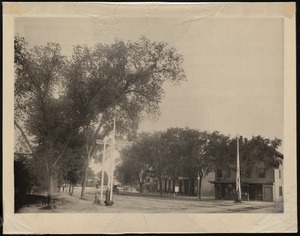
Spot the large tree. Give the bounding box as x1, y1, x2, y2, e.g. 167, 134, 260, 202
64, 37, 186, 198
14, 35, 186, 200
116, 128, 214, 196
116, 133, 155, 192
14, 36, 74, 207
229, 135, 283, 178
161, 128, 215, 198
179, 129, 213, 198
116, 131, 168, 195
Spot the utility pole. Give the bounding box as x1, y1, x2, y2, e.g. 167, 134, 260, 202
197, 171, 201, 199
109, 116, 116, 202
96, 116, 131, 205
99, 137, 107, 204
235, 135, 242, 202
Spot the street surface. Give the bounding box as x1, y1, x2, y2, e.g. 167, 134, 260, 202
18, 187, 283, 213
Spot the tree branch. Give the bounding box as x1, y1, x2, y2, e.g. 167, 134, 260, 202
125, 89, 156, 102
14, 121, 50, 168
53, 140, 69, 167
14, 120, 35, 154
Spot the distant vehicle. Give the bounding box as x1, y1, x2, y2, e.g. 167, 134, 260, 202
113, 185, 119, 194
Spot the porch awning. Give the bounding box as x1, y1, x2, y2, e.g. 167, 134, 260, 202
209, 181, 274, 185
209, 180, 235, 184
244, 182, 274, 185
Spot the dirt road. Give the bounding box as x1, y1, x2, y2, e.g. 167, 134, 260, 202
18, 187, 283, 213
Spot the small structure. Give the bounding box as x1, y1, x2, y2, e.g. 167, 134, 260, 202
86, 179, 96, 187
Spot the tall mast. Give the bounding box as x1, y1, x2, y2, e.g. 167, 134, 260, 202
100, 137, 106, 204
109, 116, 116, 202
236, 135, 242, 202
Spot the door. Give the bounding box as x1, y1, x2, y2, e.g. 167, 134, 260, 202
263, 186, 273, 202
221, 185, 226, 199
249, 185, 256, 201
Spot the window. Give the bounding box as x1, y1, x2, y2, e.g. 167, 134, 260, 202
226, 169, 231, 178
279, 186, 282, 196
279, 169, 281, 179
216, 169, 222, 178
258, 168, 266, 178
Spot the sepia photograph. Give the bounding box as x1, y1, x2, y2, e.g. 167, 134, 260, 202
3, 2, 296, 234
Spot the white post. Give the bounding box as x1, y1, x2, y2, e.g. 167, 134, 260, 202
109, 116, 116, 202
100, 137, 106, 203
236, 135, 242, 202
197, 171, 200, 199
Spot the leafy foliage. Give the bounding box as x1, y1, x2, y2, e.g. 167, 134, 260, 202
116, 132, 155, 191
115, 129, 283, 196
14, 154, 37, 194
14, 35, 186, 198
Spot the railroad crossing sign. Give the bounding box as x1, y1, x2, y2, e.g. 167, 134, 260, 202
96, 139, 104, 145
96, 138, 131, 147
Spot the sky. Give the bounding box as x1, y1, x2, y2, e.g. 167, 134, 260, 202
15, 16, 284, 156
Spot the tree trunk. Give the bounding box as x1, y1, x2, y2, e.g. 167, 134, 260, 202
199, 173, 203, 199
139, 182, 143, 193
71, 185, 74, 196
81, 158, 89, 199
69, 183, 71, 195
188, 179, 192, 196
159, 176, 163, 195
47, 174, 54, 209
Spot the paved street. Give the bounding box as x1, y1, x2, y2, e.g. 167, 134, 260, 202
18, 187, 283, 213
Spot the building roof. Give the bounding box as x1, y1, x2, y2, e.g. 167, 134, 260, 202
274, 150, 284, 158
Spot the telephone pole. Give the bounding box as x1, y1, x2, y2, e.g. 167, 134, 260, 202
235, 135, 242, 202
99, 137, 107, 204
109, 116, 116, 202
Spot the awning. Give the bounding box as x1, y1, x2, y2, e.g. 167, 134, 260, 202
209, 181, 274, 185
209, 180, 235, 184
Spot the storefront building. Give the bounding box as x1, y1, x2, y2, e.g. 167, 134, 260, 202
210, 152, 283, 202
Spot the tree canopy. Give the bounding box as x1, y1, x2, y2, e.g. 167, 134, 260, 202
14, 35, 186, 200
115, 128, 282, 196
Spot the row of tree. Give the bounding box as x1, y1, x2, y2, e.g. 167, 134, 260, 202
115, 128, 282, 198
14, 35, 186, 206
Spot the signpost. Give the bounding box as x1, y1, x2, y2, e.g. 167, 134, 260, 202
109, 117, 116, 203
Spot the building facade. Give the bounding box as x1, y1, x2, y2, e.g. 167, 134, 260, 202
210, 153, 283, 202
142, 172, 215, 198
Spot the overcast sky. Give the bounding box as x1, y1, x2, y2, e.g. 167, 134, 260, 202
15, 16, 283, 149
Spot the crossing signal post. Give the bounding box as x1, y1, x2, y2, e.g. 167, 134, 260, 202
96, 117, 131, 206
96, 137, 107, 204
109, 117, 116, 204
